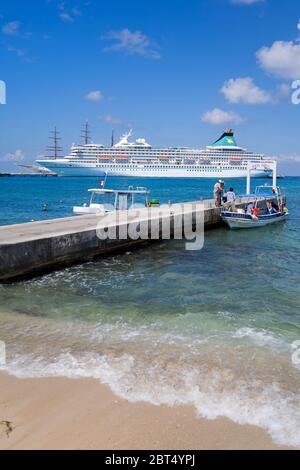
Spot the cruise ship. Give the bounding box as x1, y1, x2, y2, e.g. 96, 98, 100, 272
36, 128, 274, 178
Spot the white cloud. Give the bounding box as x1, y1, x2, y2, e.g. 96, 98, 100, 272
0, 149, 25, 162
230, 0, 263, 4
202, 108, 244, 125
288, 156, 300, 163
276, 83, 291, 98
57, 3, 81, 23
72, 7, 81, 17
2, 21, 21, 36
85, 90, 103, 102
297, 19, 300, 31
102, 29, 161, 59
7, 45, 34, 63
285, 155, 300, 162
98, 114, 123, 125
59, 12, 74, 22
277, 154, 300, 163
221, 77, 272, 104
257, 41, 300, 79
7, 45, 26, 57
276, 154, 300, 175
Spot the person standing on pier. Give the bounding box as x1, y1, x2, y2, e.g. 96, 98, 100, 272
224, 187, 236, 211
213, 180, 225, 207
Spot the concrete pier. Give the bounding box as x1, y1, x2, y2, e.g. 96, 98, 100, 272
0, 197, 267, 282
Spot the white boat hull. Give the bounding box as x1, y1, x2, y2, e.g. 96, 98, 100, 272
73, 206, 106, 215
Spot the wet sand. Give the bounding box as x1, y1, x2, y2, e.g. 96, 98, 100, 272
0, 371, 291, 450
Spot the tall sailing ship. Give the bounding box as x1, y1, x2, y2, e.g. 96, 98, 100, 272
36, 126, 275, 178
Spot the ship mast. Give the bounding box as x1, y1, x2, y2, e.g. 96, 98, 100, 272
81, 120, 91, 145
46, 126, 63, 159
111, 129, 115, 147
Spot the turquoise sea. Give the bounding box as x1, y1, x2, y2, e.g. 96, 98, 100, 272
0, 175, 300, 447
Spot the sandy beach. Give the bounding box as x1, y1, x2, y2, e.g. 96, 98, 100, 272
0, 371, 290, 450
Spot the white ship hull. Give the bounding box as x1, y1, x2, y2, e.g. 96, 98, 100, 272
36, 161, 270, 178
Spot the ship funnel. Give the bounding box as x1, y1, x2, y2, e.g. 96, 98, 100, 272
212, 129, 237, 147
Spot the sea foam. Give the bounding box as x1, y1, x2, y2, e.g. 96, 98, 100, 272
3, 348, 300, 449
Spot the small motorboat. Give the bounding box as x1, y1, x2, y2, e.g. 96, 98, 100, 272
73, 186, 150, 215
268, 174, 284, 180
221, 185, 288, 230
222, 209, 288, 230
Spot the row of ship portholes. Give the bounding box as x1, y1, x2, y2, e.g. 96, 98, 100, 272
90, 166, 245, 172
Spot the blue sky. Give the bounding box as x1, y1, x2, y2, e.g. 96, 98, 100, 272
1, 0, 300, 174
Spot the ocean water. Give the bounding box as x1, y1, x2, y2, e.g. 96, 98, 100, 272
0, 175, 280, 225
0, 176, 300, 447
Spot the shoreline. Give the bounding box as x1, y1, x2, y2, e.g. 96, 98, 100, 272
0, 371, 291, 450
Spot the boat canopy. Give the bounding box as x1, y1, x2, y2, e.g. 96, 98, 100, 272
87, 187, 150, 195
255, 185, 284, 197
239, 185, 284, 199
